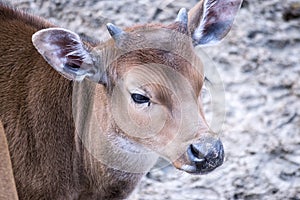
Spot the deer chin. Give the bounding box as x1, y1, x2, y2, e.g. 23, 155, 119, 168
172, 157, 221, 175
173, 161, 218, 175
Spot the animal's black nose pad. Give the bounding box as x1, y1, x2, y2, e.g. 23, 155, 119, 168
187, 139, 224, 172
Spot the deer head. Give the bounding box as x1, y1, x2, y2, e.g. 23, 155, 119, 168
32, 0, 242, 174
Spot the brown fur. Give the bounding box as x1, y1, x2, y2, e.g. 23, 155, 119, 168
0, 3, 142, 199
0, 0, 241, 198
0, 3, 203, 199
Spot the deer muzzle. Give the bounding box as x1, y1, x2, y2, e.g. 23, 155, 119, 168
174, 136, 224, 175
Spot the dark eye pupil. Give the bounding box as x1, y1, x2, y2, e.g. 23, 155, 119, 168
131, 93, 150, 104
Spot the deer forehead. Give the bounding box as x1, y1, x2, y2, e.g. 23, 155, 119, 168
106, 46, 204, 97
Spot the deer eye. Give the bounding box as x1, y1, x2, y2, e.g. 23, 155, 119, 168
131, 93, 150, 104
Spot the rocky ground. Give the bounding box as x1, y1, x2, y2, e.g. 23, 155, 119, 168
9, 0, 300, 199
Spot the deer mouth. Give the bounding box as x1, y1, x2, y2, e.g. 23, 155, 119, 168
173, 138, 224, 175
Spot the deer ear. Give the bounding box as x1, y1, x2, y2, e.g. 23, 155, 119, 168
188, 0, 242, 46
32, 28, 102, 82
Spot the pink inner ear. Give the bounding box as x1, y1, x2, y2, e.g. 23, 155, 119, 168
65, 55, 83, 69
32, 28, 96, 81
192, 0, 242, 45
47, 30, 89, 70
204, 0, 241, 26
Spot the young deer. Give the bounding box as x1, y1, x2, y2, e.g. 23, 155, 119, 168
0, 0, 242, 199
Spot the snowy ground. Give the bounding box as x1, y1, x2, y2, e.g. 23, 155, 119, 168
10, 0, 300, 199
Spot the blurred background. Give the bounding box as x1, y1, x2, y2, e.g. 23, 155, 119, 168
9, 0, 300, 199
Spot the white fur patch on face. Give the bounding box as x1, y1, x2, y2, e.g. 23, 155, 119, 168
111, 131, 150, 153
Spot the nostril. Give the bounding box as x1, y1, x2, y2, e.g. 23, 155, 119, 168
190, 144, 205, 159
188, 144, 206, 163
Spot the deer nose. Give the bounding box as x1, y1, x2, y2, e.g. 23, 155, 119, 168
187, 138, 224, 174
